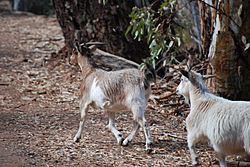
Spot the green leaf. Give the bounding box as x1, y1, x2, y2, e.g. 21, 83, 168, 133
169, 40, 174, 48
125, 0, 181, 68
134, 30, 139, 39
139, 63, 146, 70
125, 25, 132, 36
176, 37, 181, 46
147, 32, 153, 44
156, 47, 162, 56
131, 23, 138, 35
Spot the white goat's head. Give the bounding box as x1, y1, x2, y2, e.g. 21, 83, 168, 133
176, 70, 210, 104
176, 74, 191, 104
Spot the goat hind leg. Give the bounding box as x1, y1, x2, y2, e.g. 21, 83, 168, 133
106, 112, 124, 145
122, 121, 140, 146
218, 154, 227, 167
212, 144, 227, 167
73, 102, 89, 143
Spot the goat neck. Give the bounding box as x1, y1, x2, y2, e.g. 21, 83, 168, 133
76, 52, 95, 80
187, 72, 210, 109
188, 83, 204, 105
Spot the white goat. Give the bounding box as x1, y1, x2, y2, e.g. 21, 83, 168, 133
176, 70, 250, 167
70, 44, 155, 152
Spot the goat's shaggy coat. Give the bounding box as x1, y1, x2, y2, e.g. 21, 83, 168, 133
176, 70, 250, 167
71, 49, 154, 151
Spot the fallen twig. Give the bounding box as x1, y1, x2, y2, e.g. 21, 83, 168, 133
166, 133, 186, 141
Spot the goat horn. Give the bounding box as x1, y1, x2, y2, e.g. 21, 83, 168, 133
186, 54, 194, 71
79, 42, 105, 47
79, 43, 97, 53
73, 41, 81, 53
86, 42, 105, 45
203, 75, 215, 80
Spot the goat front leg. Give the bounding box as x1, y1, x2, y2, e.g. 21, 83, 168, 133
122, 121, 140, 146
106, 112, 124, 145
132, 104, 152, 152
138, 117, 152, 152
187, 131, 199, 166
73, 102, 89, 143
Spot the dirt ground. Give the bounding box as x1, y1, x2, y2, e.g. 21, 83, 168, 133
0, 1, 235, 167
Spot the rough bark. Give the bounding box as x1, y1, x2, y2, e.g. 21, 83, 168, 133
203, 0, 250, 100
52, 0, 149, 63
237, 0, 250, 100
211, 31, 240, 99
209, 0, 239, 99
189, 0, 202, 55
197, 0, 212, 57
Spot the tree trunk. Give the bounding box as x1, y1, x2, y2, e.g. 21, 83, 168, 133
189, 0, 202, 55
200, 0, 250, 100
197, 0, 213, 58
52, 0, 149, 63
237, 0, 250, 100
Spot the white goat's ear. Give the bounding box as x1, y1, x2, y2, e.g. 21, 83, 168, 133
180, 69, 189, 79
186, 54, 194, 71
74, 30, 83, 53
180, 70, 198, 86
73, 38, 82, 54
203, 75, 215, 80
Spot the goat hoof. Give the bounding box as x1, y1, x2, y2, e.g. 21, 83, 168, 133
192, 159, 199, 166
146, 148, 153, 154
73, 137, 80, 143
118, 137, 125, 145
122, 139, 131, 146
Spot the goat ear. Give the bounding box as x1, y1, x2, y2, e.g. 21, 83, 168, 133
145, 63, 156, 83
186, 54, 194, 71
180, 69, 189, 79
73, 41, 81, 53
74, 30, 83, 53
79, 43, 94, 57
